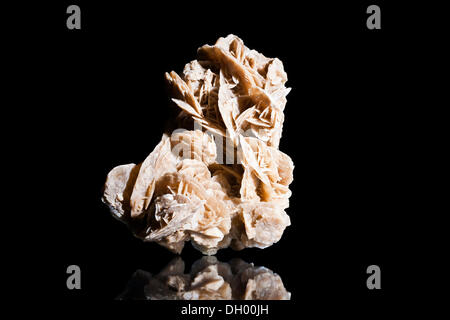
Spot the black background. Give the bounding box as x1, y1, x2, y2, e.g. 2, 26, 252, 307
17, 0, 434, 317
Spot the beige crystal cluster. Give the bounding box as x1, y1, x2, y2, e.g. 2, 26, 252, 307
117, 257, 290, 300
102, 35, 294, 255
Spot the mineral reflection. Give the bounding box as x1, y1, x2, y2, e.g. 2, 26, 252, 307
117, 256, 290, 300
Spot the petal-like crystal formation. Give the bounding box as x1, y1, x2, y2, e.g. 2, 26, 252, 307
102, 35, 294, 254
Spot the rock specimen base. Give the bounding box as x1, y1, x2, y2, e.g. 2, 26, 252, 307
102, 35, 294, 255
117, 257, 290, 300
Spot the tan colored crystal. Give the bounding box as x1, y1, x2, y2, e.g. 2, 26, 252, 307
166, 35, 290, 148
102, 35, 294, 254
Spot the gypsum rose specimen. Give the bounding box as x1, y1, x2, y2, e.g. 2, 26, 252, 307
102, 35, 294, 255
116, 256, 291, 300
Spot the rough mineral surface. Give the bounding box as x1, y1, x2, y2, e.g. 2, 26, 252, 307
117, 257, 290, 300
102, 35, 294, 255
